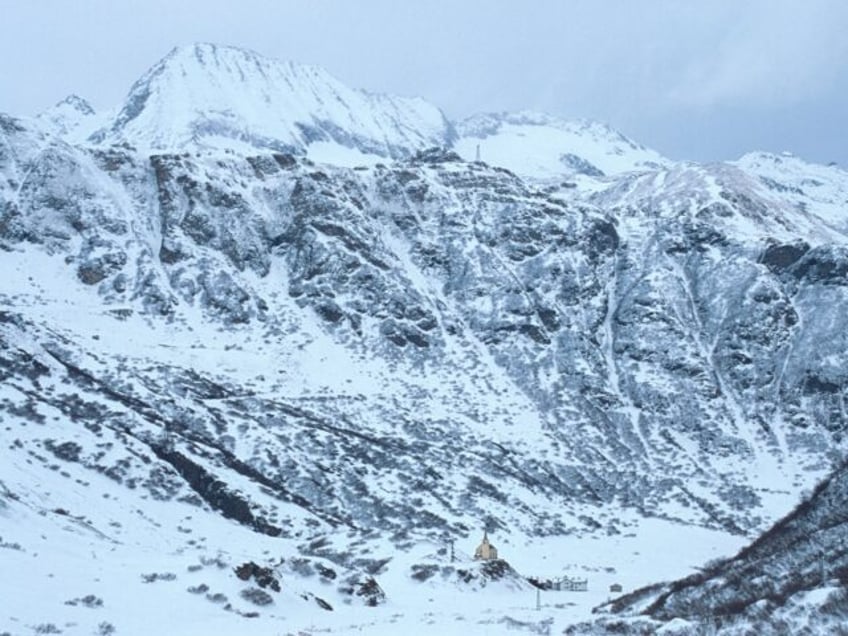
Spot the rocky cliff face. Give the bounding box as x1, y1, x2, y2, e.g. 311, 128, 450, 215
3, 103, 847, 541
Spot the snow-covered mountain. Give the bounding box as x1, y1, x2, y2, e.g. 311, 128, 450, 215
453, 111, 670, 179
2, 43, 848, 634
733, 151, 848, 231
34, 94, 103, 143
88, 43, 456, 159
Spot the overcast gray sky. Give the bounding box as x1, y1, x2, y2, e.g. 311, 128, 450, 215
1, 0, 846, 165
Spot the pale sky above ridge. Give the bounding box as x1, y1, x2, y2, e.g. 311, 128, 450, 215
1, 0, 846, 165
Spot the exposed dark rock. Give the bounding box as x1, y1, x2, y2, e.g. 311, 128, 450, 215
412, 147, 462, 164
151, 445, 281, 537
234, 561, 281, 592
791, 246, 848, 285
315, 596, 333, 611
46, 440, 83, 463
240, 587, 273, 606
760, 241, 809, 272
77, 251, 127, 285
560, 153, 605, 177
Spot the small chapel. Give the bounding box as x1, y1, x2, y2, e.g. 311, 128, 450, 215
474, 530, 499, 561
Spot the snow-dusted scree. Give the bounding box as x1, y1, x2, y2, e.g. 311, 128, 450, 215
1, 43, 847, 635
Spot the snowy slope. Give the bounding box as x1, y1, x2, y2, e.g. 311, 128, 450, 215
587, 159, 848, 245
89, 43, 455, 158
733, 150, 848, 232
453, 111, 670, 179
571, 458, 848, 634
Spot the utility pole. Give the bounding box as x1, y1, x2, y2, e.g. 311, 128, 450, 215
536, 588, 541, 611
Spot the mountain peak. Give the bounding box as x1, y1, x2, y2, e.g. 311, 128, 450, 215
52, 93, 95, 116
90, 42, 454, 157
34, 93, 99, 141
157, 42, 332, 84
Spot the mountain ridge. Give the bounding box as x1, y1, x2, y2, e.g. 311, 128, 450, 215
453, 110, 670, 178
86, 42, 456, 158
